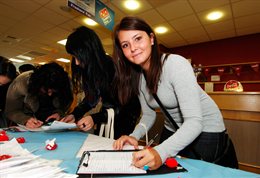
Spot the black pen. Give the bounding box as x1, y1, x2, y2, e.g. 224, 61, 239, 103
77, 151, 89, 171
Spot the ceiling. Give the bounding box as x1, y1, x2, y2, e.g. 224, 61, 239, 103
0, 0, 260, 66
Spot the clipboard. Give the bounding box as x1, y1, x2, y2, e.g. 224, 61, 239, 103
77, 150, 187, 177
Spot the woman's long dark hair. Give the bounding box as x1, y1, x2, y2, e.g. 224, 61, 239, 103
0, 56, 17, 81
65, 26, 112, 104
28, 62, 73, 109
113, 16, 162, 105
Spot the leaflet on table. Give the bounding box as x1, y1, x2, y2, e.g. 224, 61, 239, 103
76, 134, 143, 158
0, 139, 78, 178
77, 150, 146, 175
17, 121, 77, 132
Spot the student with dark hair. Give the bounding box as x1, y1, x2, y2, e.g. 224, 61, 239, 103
0, 56, 17, 127
18, 63, 36, 73
112, 16, 238, 170
5, 62, 73, 128
62, 26, 141, 139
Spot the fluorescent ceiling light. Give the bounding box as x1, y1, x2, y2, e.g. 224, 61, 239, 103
154, 26, 168, 34
57, 39, 67, 45
207, 11, 223, 21
9, 58, 24, 63
124, 0, 140, 10
56, 58, 70, 63
17, 55, 33, 60
83, 18, 98, 26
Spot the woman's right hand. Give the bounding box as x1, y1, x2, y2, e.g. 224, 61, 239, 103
77, 115, 94, 132
25, 117, 43, 128
113, 135, 139, 150
60, 114, 75, 123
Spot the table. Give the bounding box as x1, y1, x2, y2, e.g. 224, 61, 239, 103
7, 131, 259, 178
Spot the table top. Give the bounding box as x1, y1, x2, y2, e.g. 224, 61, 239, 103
7, 130, 259, 178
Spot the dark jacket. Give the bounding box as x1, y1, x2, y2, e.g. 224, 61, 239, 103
71, 58, 141, 139
5, 71, 73, 125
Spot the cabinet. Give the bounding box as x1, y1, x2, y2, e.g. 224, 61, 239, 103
208, 92, 260, 173
193, 61, 260, 91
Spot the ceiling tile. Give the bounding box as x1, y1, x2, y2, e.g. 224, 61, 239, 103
189, 0, 229, 12
0, 3, 28, 21
45, 0, 81, 19
208, 29, 236, 41
232, 0, 260, 17
147, 0, 172, 8
204, 20, 235, 34
7, 16, 53, 39
138, 9, 166, 26
236, 26, 260, 36
158, 31, 186, 48
32, 7, 70, 25
156, 0, 193, 20
235, 13, 260, 29
179, 26, 209, 42
169, 14, 201, 31
0, 0, 41, 14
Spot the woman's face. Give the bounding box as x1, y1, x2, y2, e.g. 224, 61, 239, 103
0, 75, 11, 86
118, 30, 154, 71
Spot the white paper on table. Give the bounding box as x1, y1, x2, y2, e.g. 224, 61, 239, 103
76, 134, 143, 158
77, 151, 146, 174
17, 121, 77, 132
0, 138, 30, 155
42, 121, 77, 131
0, 139, 78, 178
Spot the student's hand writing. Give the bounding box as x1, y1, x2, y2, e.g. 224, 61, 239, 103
25, 117, 43, 128
77, 115, 94, 131
132, 147, 162, 170
113, 135, 139, 150
60, 114, 75, 123
46, 113, 60, 122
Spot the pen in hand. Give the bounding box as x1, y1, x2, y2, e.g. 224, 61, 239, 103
146, 133, 159, 148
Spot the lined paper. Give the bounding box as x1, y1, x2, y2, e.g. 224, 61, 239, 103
77, 151, 146, 174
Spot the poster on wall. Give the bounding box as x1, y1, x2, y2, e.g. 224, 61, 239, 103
68, 0, 115, 31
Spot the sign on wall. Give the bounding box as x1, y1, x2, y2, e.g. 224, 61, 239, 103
68, 0, 115, 31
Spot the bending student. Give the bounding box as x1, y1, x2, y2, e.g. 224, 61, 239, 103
62, 26, 141, 139
112, 16, 238, 170
5, 62, 73, 128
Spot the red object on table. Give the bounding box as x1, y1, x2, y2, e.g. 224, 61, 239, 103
16, 137, 26, 143
165, 157, 178, 168
45, 138, 58, 150
0, 131, 9, 141
0, 154, 12, 161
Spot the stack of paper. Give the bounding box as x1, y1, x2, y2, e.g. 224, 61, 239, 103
0, 139, 78, 178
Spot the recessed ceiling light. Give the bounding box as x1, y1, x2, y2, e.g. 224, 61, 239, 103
56, 58, 70, 63
9, 58, 24, 63
38, 62, 46, 65
57, 39, 67, 46
83, 18, 98, 26
154, 26, 168, 34
17, 55, 33, 60
206, 11, 223, 21
124, 0, 140, 10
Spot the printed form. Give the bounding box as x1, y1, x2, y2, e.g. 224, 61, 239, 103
77, 151, 146, 174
